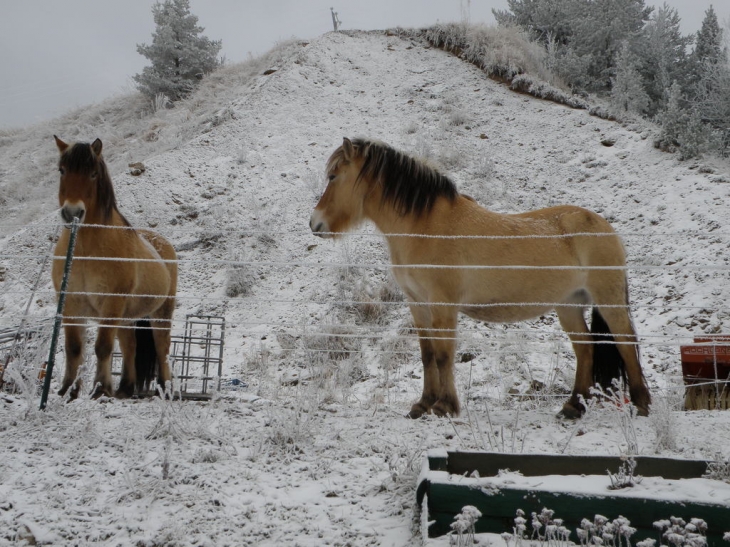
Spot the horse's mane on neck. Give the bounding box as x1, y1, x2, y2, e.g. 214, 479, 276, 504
61, 143, 129, 226
340, 139, 458, 217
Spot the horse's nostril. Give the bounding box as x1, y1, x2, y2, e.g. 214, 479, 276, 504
61, 206, 85, 224
310, 216, 323, 233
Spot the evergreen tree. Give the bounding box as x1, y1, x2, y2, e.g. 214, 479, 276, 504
134, 0, 222, 101
690, 5, 730, 153
693, 5, 725, 67
493, 0, 576, 45
655, 81, 687, 151
495, 0, 652, 91
656, 81, 713, 159
694, 58, 730, 154
610, 42, 650, 116
568, 0, 653, 90
639, 3, 692, 116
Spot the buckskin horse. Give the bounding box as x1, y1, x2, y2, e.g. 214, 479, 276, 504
52, 136, 177, 399
310, 138, 651, 418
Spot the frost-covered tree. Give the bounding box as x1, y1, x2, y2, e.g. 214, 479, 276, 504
134, 0, 222, 101
495, 0, 652, 91
693, 5, 726, 68
688, 6, 730, 153
610, 42, 650, 116
492, 0, 577, 45
639, 3, 692, 116
655, 81, 687, 151
567, 0, 653, 90
656, 81, 712, 159
694, 59, 730, 154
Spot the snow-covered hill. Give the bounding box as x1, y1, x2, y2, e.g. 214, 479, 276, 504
2, 30, 730, 546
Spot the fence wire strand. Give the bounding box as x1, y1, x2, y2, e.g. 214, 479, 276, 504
3, 223, 729, 376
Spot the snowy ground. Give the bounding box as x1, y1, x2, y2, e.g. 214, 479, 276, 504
2, 30, 730, 546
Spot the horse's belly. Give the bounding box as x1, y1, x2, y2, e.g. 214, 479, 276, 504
125, 294, 168, 318
461, 304, 552, 323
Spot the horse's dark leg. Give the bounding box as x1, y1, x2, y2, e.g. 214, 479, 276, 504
91, 322, 118, 398
408, 304, 439, 418
58, 323, 86, 399
556, 306, 593, 418
429, 308, 460, 417
116, 325, 137, 399
594, 305, 651, 416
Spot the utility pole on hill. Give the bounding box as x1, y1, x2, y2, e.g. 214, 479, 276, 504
331, 7, 341, 32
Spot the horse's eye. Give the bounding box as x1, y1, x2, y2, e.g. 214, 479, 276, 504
328, 174, 336, 182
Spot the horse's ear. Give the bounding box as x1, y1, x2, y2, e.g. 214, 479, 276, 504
91, 138, 103, 157
54, 135, 68, 153
342, 137, 354, 161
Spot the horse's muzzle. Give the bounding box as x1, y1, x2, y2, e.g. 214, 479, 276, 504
61, 204, 85, 224
309, 211, 329, 238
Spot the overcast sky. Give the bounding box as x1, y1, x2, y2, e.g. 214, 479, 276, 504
0, 0, 725, 129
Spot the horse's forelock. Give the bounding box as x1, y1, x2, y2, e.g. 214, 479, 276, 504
60, 142, 96, 173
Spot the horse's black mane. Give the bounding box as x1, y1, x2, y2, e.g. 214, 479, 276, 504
60, 142, 128, 225
348, 139, 458, 216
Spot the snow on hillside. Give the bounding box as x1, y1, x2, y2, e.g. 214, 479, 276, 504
2, 29, 730, 546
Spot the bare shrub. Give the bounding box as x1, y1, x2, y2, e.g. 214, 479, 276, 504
349, 278, 389, 325
404, 121, 419, 134
474, 154, 496, 180
225, 264, 255, 298
438, 147, 464, 170
649, 391, 682, 452
303, 168, 325, 199
378, 276, 404, 303
379, 327, 415, 380
304, 325, 361, 363
448, 109, 469, 127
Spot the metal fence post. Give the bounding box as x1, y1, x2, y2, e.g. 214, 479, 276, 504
40, 218, 80, 410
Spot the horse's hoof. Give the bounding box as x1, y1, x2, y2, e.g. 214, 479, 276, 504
630, 389, 651, 417
91, 385, 112, 399
558, 401, 584, 419
115, 380, 135, 399
408, 401, 431, 419
432, 399, 460, 418
59, 383, 81, 400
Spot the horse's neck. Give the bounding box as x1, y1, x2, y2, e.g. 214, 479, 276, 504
364, 197, 411, 238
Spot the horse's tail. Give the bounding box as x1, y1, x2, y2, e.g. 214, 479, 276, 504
135, 320, 157, 393
590, 308, 628, 392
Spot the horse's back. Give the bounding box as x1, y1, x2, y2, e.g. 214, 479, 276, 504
454, 199, 623, 258
517, 204, 615, 234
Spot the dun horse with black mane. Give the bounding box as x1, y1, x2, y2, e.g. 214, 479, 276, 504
52, 136, 177, 399
310, 138, 651, 419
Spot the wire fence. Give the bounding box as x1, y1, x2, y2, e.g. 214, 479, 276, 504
2, 221, 730, 402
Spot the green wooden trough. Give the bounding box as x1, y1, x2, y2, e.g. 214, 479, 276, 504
417, 450, 730, 545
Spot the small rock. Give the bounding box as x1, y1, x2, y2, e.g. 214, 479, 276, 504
128, 162, 146, 176
601, 137, 617, 147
